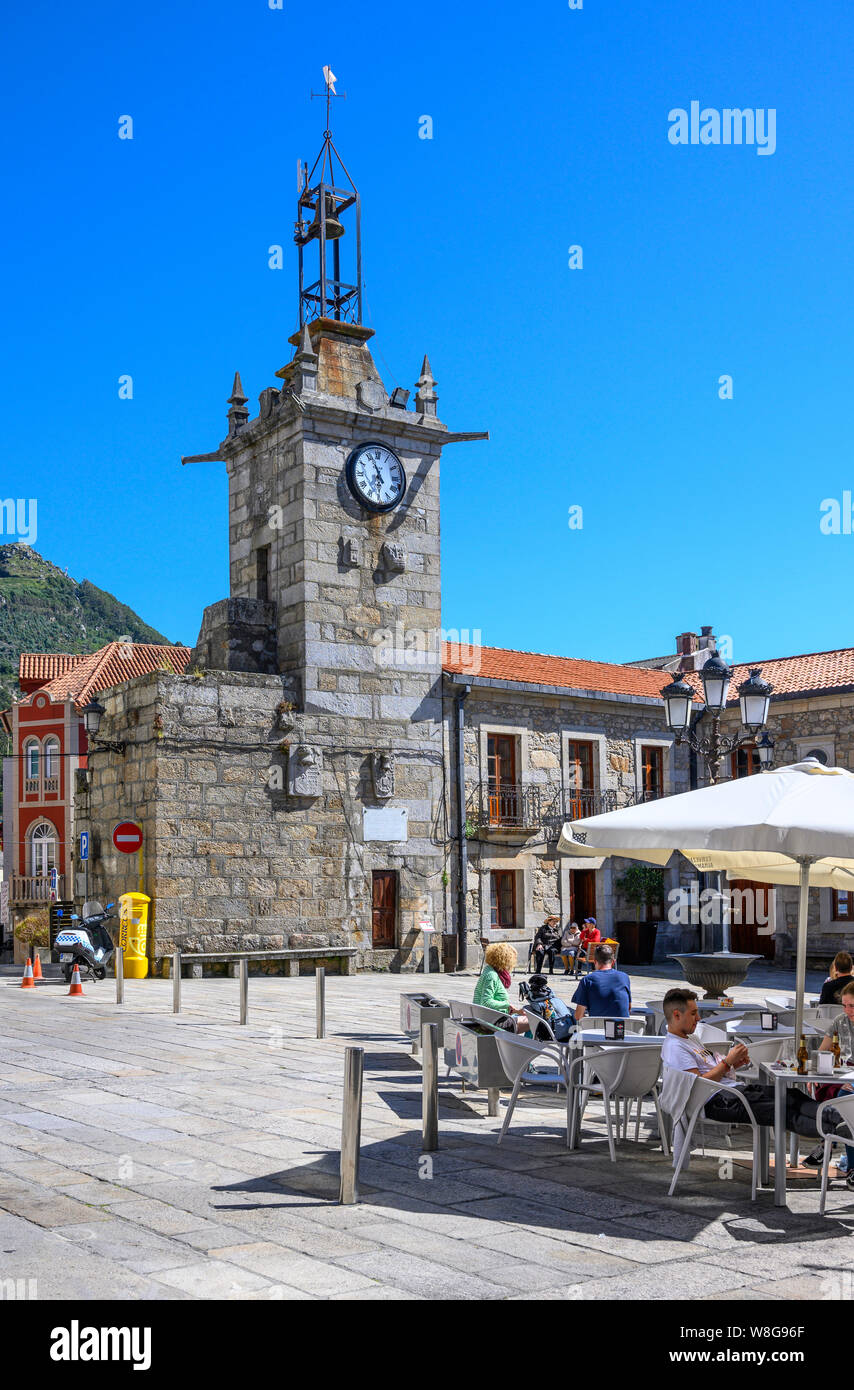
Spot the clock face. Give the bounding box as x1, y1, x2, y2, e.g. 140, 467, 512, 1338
345, 443, 407, 514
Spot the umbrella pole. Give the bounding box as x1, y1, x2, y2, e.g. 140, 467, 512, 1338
793, 857, 813, 1046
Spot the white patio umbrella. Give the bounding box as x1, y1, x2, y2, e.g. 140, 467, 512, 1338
557, 760, 854, 1043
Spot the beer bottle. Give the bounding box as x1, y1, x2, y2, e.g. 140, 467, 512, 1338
796, 1034, 809, 1075
832, 1033, 843, 1068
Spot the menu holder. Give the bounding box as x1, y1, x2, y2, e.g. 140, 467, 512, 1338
604, 1019, 625, 1040
760, 1012, 778, 1032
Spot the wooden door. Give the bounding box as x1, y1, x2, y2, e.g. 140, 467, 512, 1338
566, 740, 595, 819
371, 870, 397, 947
728, 879, 773, 958
641, 746, 664, 799
487, 735, 517, 824
570, 869, 596, 925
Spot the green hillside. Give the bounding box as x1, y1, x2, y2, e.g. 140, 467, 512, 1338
0, 544, 178, 715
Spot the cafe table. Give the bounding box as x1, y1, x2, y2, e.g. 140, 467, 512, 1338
759, 1059, 854, 1206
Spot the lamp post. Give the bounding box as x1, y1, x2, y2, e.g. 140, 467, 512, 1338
659, 661, 774, 786
660, 657, 775, 953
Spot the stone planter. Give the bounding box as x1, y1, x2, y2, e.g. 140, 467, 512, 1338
669, 952, 761, 1000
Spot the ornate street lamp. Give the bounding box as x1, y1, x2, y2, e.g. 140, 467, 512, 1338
82, 698, 125, 754
661, 655, 774, 785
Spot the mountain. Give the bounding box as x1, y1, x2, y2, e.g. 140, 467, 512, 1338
0, 545, 180, 714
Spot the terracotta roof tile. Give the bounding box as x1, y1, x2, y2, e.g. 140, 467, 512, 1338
19, 652, 87, 684
697, 647, 854, 704
32, 642, 192, 709
441, 643, 688, 699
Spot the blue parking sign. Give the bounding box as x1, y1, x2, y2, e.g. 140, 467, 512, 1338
79, 831, 89, 862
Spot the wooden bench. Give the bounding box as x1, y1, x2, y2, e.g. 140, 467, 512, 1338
158, 947, 358, 978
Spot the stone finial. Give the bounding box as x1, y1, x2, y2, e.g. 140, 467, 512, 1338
415, 354, 438, 416
227, 371, 250, 434
293, 324, 319, 393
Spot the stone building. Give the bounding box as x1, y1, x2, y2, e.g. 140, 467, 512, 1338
72, 109, 854, 975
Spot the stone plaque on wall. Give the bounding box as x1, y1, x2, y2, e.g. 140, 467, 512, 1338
363, 807, 408, 841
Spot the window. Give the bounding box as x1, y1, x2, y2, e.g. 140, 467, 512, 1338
29, 821, 57, 878
731, 744, 760, 779
566, 740, 596, 818
487, 734, 518, 825
24, 740, 39, 782
490, 870, 517, 930
44, 739, 60, 787
641, 746, 664, 799
256, 546, 270, 603
805, 748, 829, 765
832, 891, 854, 922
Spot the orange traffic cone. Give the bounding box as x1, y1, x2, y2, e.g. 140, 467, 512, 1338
32, 954, 43, 980
67, 964, 84, 997
20, 960, 34, 989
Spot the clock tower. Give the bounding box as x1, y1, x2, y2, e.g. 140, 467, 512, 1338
186, 72, 486, 967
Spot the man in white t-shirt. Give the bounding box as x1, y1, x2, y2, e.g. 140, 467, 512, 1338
661, 987, 846, 1136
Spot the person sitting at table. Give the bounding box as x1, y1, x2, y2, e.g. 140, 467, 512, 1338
819, 951, 854, 1005
532, 916, 561, 975
473, 942, 529, 1031
572, 944, 631, 1021
575, 918, 601, 976
803, 980, 854, 1181
559, 921, 581, 976
661, 988, 854, 1169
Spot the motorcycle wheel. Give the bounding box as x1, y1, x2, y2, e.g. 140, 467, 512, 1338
94, 967, 106, 981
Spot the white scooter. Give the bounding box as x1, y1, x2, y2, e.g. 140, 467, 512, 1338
55, 901, 117, 982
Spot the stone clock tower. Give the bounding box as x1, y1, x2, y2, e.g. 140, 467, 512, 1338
182, 78, 486, 968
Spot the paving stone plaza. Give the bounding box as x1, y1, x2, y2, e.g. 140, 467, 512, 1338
2, 963, 853, 1303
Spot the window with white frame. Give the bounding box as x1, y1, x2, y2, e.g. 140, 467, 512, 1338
29, 820, 57, 878
43, 739, 60, 789
24, 739, 39, 788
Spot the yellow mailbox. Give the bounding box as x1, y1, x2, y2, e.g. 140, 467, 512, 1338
118, 892, 150, 979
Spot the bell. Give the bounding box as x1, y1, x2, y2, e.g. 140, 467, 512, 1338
306, 192, 345, 241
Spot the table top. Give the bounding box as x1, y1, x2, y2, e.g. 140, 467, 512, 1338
726, 1022, 797, 1038
760, 1060, 854, 1085
573, 1031, 664, 1047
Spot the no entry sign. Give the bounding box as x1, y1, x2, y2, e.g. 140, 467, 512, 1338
113, 822, 143, 854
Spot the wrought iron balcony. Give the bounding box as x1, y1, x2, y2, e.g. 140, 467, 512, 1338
542, 788, 618, 839
466, 782, 542, 835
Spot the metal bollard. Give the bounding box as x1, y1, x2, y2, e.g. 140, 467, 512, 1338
239, 957, 248, 1025
339, 1046, 364, 1205
421, 1021, 439, 1152
316, 967, 326, 1039
115, 946, 124, 1005
172, 951, 181, 1014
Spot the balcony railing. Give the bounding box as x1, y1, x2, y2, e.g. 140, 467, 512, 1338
10, 875, 65, 904
466, 782, 542, 834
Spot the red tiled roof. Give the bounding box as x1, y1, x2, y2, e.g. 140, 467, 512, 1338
717, 648, 854, 703
34, 642, 192, 710
441, 643, 692, 699
19, 652, 87, 685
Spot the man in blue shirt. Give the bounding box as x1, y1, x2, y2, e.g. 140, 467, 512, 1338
572, 945, 631, 1020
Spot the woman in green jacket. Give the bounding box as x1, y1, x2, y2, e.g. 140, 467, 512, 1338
473, 943, 527, 1027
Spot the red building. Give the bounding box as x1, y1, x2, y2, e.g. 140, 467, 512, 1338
1, 643, 190, 958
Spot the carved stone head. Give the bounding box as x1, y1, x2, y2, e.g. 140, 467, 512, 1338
371, 751, 395, 801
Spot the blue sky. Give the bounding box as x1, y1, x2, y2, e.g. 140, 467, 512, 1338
2, 0, 852, 667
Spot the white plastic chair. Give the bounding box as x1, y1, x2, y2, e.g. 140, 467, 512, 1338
661, 1065, 764, 1200
570, 1046, 669, 1162
695, 1022, 730, 1046
815, 1092, 854, 1214
493, 1032, 572, 1146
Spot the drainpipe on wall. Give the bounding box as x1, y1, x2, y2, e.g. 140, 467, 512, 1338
454, 682, 471, 970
